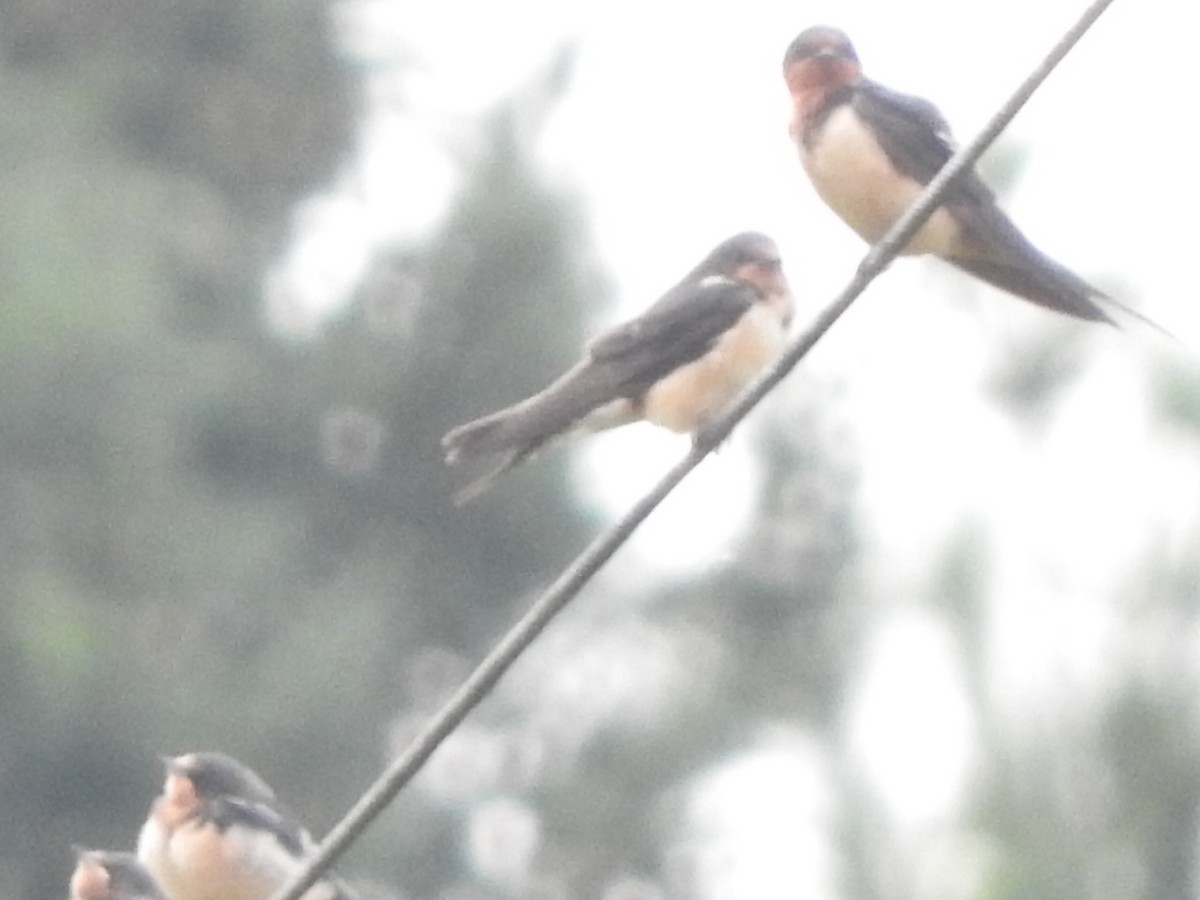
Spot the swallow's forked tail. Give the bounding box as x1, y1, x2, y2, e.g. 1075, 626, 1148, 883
948, 201, 1172, 334
441, 362, 630, 503
446, 449, 527, 506
440, 406, 555, 504
442, 398, 548, 465
441, 373, 593, 465
950, 252, 1173, 338
948, 252, 1114, 324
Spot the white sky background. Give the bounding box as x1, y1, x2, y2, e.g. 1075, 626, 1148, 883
274, 0, 1200, 895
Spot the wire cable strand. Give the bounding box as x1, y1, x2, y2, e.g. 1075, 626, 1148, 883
269, 1, 1118, 896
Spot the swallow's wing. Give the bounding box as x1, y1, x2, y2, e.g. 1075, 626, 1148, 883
587, 276, 757, 395
854, 81, 1074, 278
853, 80, 957, 182
209, 797, 310, 856
852, 79, 1150, 326
853, 79, 1000, 208
208, 799, 359, 900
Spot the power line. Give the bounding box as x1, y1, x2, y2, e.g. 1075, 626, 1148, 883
268, 1, 1119, 896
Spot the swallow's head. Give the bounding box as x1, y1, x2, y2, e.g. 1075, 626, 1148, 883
705, 232, 788, 300
783, 26, 861, 101
162, 752, 278, 807
70, 850, 112, 900
71, 850, 165, 900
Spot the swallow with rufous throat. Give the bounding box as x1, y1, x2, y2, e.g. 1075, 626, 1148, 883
136, 752, 356, 900
783, 25, 1160, 328
441, 231, 794, 502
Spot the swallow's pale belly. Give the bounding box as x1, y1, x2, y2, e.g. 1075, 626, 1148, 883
142, 820, 274, 900
801, 104, 960, 256
139, 815, 344, 900
642, 303, 788, 432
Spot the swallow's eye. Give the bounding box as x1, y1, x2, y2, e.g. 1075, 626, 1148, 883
816, 42, 851, 60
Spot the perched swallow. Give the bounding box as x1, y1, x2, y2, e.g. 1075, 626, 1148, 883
783, 25, 1149, 325
71, 850, 167, 900
137, 752, 355, 900
442, 231, 794, 501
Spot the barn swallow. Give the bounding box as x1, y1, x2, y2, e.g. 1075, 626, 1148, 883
782, 25, 1151, 326
441, 231, 794, 501
136, 752, 356, 900
71, 850, 167, 900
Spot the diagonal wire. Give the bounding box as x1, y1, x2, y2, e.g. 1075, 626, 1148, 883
269, 1, 1117, 896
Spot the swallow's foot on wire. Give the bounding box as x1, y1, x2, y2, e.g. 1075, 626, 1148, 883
691, 419, 732, 454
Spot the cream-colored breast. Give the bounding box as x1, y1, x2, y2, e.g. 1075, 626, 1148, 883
802, 104, 960, 256
137, 816, 173, 893
641, 303, 788, 433
139, 817, 287, 900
